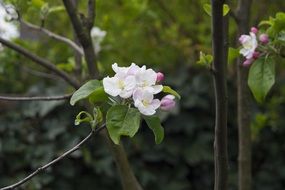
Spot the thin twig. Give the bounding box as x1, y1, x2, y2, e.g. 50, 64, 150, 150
0, 37, 80, 89
0, 94, 72, 101
0, 125, 106, 190
87, 0, 96, 29
21, 65, 62, 80
62, 0, 99, 78
21, 21, 84, 56
229, 9, 239, 24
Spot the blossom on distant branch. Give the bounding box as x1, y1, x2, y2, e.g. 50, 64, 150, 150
90, 26, 107, 54
239, 26, 272, 67
0, 3, 19, 51
239, 32, 258, 60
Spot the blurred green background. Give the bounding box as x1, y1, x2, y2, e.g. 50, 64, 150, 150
1, 0, 285, 189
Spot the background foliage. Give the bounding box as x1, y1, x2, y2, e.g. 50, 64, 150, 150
1, 0, 285, 189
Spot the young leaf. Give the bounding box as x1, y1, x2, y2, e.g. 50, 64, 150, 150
223, 4, 230, 16
203, 3, 230, 16
70, 80, 102, 106
163, 86, 181, 99
203, 4, 211, 16
48, 6, 65, 14
143, 116, 164, 144
248, 56, 275, 103
106, 105, 141, 144
75, 111, 93, 126
197, 51, 213, 67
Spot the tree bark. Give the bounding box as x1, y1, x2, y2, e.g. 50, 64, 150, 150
210, 0, 228, 190
103, 131, 143, 190
236, 1, 253, 190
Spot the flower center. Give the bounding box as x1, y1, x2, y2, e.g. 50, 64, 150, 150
118, 80, 125, 89
142, 100, 149, 107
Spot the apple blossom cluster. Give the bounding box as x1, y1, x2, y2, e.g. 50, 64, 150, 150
103, 63, 176, 116
239, 27, 269, 66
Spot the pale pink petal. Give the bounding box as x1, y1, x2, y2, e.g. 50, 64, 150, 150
103, 77, 121, 97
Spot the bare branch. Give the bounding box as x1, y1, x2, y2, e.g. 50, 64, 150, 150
0, 94, 72, 101
62, 0, 99, 78
0, 125, 106, 190
0, 37, 80, 89
21, 21, 84, 56
87, 0, 96, 29
21, 65, 62, 80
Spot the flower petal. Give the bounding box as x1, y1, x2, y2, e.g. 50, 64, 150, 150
103, 76, 121, 97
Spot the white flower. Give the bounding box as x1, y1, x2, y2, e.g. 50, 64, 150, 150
112, 62, 140, 76
133, 89, 160, 116
239, 32, 258, 59
90, 27, 107, 54
103, 74, 136, 98
0, 4, 19, 40
135, 66, 162, 94
91, 27, 107, 40
103, 63, 163, 112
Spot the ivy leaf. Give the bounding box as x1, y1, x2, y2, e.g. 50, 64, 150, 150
143, 116, 164, 144
70, 80, 102, 106
106, 105, 141, 144
248, 56, 275, 103
163, 86, 181, 99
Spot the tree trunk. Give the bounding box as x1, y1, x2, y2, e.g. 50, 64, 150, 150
236, 1, 253, 190
210, 0, 229, 190
103, 130, 143, 190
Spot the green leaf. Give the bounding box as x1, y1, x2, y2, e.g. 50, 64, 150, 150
48, 6, 65, 14
197, 51, 213, 67
203, 4, 230, 16
143, 116, 164, 144
106, 105, 141, 144
75, 111, 93, 126
92, 107, 103, 128
248, 56, 275, 103
162, 86, 181, 99
31, 0, 45, 9
259, 20, 273, 27
70, 80, 102, 106
203, 4, 211, 16
88, 87, 109, 104
223, 4, 230, 16
228, 47, 240, 65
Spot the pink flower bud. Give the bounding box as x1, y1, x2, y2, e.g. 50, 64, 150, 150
243, 58, 253, 67
259, 34, 269, 44
156, 72, 164, 83
253, 51, 260, 59
160, 95, 176, 111
250, 27, 258, 34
